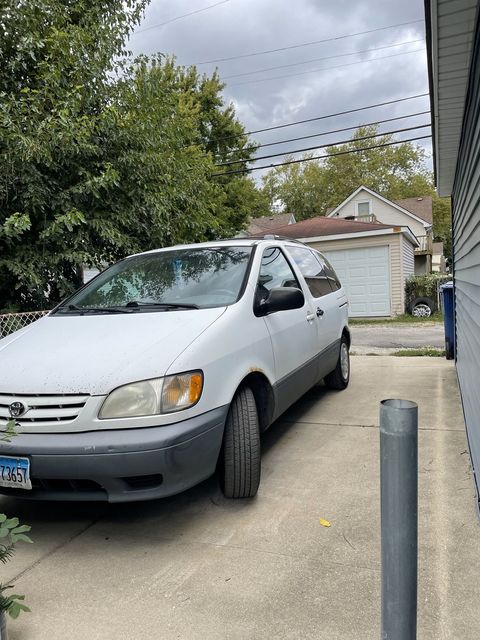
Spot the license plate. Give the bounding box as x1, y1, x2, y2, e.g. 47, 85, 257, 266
0, 456, 31, 490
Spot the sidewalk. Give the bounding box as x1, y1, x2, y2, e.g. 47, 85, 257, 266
3, 357, 478, 640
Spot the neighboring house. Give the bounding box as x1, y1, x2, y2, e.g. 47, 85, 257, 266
242, 213, 296, 237
425, 0, 480, 507
431, 242, 446, 272
256, 216, 418, 317
326, 186, 433, 274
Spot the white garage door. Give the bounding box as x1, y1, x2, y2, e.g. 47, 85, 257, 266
323, 246, 391, 317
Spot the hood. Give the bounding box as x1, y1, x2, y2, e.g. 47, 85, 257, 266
0, 308, 226, 395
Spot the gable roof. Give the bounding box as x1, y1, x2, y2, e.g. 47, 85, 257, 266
393, 196, 433, 224
247, 213, 294, 235
327, 186, 432, 228
250, 214, 419, 247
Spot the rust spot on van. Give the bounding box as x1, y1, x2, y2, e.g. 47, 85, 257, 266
249, 366, 264, 374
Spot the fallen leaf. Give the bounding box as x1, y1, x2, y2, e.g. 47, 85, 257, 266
319, 518, 331, 528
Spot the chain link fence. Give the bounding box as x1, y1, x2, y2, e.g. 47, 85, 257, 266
0, 310, 49, 339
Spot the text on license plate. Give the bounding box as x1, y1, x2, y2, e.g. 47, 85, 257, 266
0, 456, 32, 490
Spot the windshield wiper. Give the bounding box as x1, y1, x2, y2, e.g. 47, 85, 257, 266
57, 304, 131, 314
125, 301, 199, 310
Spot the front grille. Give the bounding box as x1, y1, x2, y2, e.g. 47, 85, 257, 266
0, 393, 89, 427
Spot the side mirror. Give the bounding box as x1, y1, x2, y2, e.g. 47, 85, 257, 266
256, 287, 305, 316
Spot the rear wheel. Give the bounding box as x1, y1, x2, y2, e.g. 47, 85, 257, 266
221, 386, 261, 499
409, 297, 434, 317
325, 336, 350, 390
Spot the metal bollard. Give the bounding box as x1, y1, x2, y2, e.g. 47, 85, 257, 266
380, 399, 418, 640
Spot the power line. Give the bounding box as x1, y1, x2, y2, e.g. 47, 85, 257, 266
134, 0, 230, 35
206, 93, 429, 144
217, 124, 431, 166
222, 39, 425, 80
219, 111, 431, 157
212, 135, 432, 177
195, 19, 425, 65
229, 47, 425, 87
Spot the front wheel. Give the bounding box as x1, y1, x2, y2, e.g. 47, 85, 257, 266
325, 336, 350, 390
221, 386, 261, 499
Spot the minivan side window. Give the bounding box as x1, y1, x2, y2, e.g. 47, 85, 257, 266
256, 247, 300, 304
315, 252, 342, 292
287, 246, 332, 298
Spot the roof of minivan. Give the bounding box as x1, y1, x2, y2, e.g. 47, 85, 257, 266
128, 237, 302, 258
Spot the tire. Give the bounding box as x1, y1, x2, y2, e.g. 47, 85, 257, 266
409, 297, 435, 318
221, 386, 261, 499
325, 336, 350, 390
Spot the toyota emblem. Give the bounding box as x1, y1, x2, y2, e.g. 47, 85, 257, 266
8, 402, 26, 418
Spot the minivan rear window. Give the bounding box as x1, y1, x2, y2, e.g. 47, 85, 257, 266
55, 247, 253, 313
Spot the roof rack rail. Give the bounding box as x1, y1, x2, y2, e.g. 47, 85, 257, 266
262, 234, 307, 245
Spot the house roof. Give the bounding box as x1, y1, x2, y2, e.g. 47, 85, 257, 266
393, 196, 433, 224
425, 0, 477, 196
327, 186, 432, 228
247, 213, 293, 235
252, 215, 392, 239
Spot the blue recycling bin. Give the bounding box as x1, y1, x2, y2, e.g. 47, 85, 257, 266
441, 281, 455, 360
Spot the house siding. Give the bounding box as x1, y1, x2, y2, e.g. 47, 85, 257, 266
402, 235, 415, 312
306, 233, 406, 316
451, 12, 480, 502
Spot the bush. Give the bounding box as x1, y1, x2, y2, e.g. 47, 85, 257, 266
405, 274, 451, 311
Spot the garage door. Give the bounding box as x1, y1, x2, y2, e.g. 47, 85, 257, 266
323, 246, 391, 317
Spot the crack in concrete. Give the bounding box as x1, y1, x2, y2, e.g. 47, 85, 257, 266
11, 518, 101, 583
280, 419, 463, 432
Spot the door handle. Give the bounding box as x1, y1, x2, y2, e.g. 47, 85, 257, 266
316, 308, 324, 317
306, 312, 315, 322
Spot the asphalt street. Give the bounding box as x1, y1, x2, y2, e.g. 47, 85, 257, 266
351, 322, 445, 354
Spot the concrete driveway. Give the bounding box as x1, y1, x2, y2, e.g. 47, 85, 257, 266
2, 357, 478, 640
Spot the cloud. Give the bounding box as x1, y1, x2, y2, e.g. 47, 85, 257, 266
129, 0, 431, 176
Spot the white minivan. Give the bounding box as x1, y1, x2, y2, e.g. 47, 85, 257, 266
0, 237, 350, 502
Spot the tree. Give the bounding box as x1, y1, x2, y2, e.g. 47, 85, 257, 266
432, 194, 452, 263
129, 57, 270, 237
262, 157, 328, 219
0, 3, 266, 311
261, 126, 434, 218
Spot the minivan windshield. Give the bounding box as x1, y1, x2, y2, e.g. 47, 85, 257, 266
55, 247, 253, 314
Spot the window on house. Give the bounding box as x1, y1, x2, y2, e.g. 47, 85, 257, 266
356, 201, 371, 216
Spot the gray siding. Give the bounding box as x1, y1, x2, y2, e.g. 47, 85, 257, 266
402, 236, 415, 279
401, 236, 415, 312
452, 12, 480, 502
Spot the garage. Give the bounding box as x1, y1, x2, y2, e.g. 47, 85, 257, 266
258, 215, 418, 317
323, 245, 390, 317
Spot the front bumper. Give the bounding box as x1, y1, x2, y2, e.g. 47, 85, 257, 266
0, 406, 229, 502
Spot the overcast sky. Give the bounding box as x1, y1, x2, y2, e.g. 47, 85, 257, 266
128, 0, 430, 179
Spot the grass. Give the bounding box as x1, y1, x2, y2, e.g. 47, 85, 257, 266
392, 348, 446, 357
349, 312, 443, 326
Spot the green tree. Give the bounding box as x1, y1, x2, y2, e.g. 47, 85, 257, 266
262, 126, 434, 219
432, 194, 452, 263
129, 57, 270, 237
262, 157, 328, 219
0, 4, 266, 312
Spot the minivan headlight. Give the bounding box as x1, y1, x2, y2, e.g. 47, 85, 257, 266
98, 371, 203, 419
